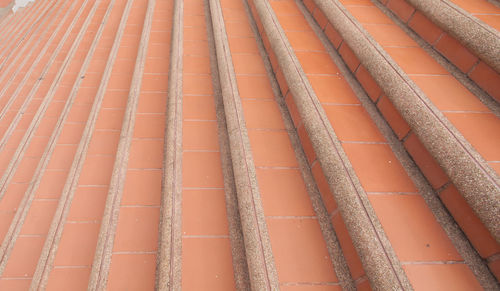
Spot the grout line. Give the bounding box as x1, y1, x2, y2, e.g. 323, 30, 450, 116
112, 251, 157, 255
254, 166, 300, 170
441, 110, 493, 114
53, 265, 89, 269
182, 235, 230, 238
266, 216, 317, 219
119, 205, 161, 208
400, 260, 464, 265
182, 187, 225, 190
182, 149, 220, 153
340, 141, 388, 144
280, 281, 341, 286
365, 191, 418, 195
486, 253, 500, 263
466, 59, 481, 75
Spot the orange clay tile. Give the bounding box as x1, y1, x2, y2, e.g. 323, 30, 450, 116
403, 264, 482, 291
181, 238, 236, 290
386, 0, 415, 22
267, 218, 338, 283
444, 112, 500, 162
368, 194, 461, 261
376, 95, 410, 139
323, 105, 385, 142
342, 143, 418, 193
434, 33, 478, 73
338, 43, 360, 72
403, 132, 449, 189
439, 184, 500, 258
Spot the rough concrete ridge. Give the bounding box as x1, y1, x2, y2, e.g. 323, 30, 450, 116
248, 0, 415, 289
406, 0, 500, 74
157, 0, 183, 288
244, 0, 355, 288
88, 0, 155, 289
312, 0, 500, 243
204, 0, 252, 288
239, 0, 357, 287
208, 0, 281, 289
